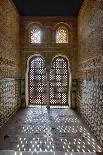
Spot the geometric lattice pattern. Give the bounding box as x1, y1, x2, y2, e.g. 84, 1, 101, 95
56, 27, 68, 43
0, 107, 102, 152
30, 27, 41, 43
77, 80, 103, 146
29, 56, 47, 105
0, 79, 20, 128
50, 57, 69, 105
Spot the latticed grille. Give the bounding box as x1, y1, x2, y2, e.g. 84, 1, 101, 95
29, 56, 47, 105
50, 57, 69, 105
30, 27, 41, 43
56, 27, 68, 43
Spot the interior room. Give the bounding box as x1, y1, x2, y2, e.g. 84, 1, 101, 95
0, 0, 103, 154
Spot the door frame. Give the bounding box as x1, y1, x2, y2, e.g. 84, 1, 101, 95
50, 55, 72, 108
25, 54, 45, 107
26, 54, 72, 108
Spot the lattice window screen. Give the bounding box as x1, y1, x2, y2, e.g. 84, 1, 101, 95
50, 57, 69, 105
56, 27, 68, 43
30, 27, 41, 43
29, 57, 47, 105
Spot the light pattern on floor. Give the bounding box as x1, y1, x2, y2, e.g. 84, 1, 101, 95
0, 150, 98, 155
0, 107, 102, 152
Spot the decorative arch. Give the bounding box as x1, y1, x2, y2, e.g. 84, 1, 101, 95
26, 54, 72, 107
56, 26, 68, 43
49, 55, 72, 107
26, 22, 43, 30
53, 22, 71, 44
26, 54, 47, 106
26, 22, 44, 44
54, 22, 71, 30
30, 26, 41, 43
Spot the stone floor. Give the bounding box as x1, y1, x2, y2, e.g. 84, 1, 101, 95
0, 150, 101, 155
0, 106, 102, 153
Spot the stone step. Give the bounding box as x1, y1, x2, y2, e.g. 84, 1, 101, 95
0, 150, 97, 155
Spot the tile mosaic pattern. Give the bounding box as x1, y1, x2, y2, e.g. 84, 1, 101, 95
0, 79, 20, 128
0, 107, 102, 152
77, 80, 103, 146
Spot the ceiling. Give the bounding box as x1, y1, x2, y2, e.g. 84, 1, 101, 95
12, 0, 84, 16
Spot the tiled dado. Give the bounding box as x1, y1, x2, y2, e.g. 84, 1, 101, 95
78, 55, 103, 82
77, 80, 103, 146
0, 78, 21, 128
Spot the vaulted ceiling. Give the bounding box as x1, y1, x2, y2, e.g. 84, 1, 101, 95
12, 0, 84, 16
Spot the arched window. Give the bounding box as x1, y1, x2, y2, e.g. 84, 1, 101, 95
30, 26, 41, 43
56, 26, 68, 43
50, 56, 69, 105
28, 56, 47, 105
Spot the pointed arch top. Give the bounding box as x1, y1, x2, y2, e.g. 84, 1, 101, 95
26, 54, 45, 72
51, 54, 71, 69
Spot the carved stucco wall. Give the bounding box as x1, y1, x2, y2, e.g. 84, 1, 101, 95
20, 16, 77, 79
0, 0, 21, 78
0, 0, 21, 128
20, 16, 78, 107
77, 0, 103, 146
